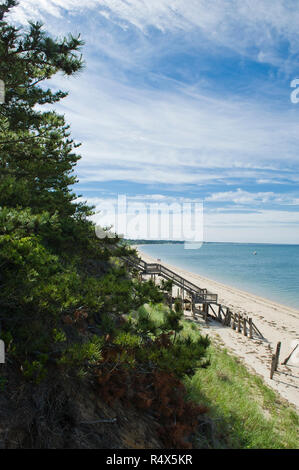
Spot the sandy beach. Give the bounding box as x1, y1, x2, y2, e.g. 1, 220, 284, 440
137, 247, 299, 411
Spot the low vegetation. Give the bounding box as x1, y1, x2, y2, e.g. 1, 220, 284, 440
140, 308, 299, 449
187, 342, 299, 449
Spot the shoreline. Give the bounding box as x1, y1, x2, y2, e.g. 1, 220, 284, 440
137, 245, 299, 314
136, 246, 299, 411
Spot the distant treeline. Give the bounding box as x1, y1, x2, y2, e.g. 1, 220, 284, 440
125, 239, 184, 245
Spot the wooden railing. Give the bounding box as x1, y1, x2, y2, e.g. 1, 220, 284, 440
124, 256, 217, 302
124, 255, 264, 339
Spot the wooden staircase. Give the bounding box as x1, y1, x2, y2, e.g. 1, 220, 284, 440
124, 255, 264, 340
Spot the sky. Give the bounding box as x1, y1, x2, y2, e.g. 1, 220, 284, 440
9, 0, 299, 243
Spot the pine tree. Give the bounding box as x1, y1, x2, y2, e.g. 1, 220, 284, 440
0, 0, 103, 259
0, 1, 122, 361
0, 1, 165, 376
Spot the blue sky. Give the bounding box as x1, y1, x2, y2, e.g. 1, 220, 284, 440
11, 0, 299, 243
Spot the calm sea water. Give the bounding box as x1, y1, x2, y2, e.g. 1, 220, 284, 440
139, 243, 299, 311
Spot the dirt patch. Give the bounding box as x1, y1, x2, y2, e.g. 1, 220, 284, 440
0, 365, 162, 449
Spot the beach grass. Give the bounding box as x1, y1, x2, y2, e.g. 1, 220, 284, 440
145, 304, 299, 449
186, 340, 299, 449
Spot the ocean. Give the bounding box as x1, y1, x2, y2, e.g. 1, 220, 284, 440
138, 243, 299, 311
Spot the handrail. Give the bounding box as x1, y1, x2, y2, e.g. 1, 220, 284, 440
124, 256, 218, 303
124, 255, 263, 338
146, 263, 208, 293
123, 255, 262, 338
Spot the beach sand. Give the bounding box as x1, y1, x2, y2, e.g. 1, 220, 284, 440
137, 247, 299, 410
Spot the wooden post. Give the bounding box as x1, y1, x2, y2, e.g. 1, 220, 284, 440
222, 308, 226, 325
282, 344, 298, 366
203, 303, 208, 323
243, 318, 247, 336
249, 318, 253, 339
231, 313, 236, 330
168, 285, 173, 310
270, 354, 276, 379
218, 305, 222, 321
192, 297, 196, 319
274, 342, 281, 371
237, 314, 241, 333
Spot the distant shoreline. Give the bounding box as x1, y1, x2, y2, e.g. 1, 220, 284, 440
126, 240, 299, 246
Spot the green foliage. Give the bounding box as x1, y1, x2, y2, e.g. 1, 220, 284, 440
132, 278, 165, 305
136, 334, 210, 378
160, 279, 173, 292
130, 301, 185, 341
22, 357, 48, 384
115, 304, 210, 379
99, 313, 116, 336
114, 331, 141, 349
162, 300, 184, 341
130, 305, 161, 336
59, 336, 103, 368
0, 228, 89, 358
53, 328, 67, 343
90, 268, 165, 321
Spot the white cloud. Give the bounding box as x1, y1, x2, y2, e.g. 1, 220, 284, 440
10, 0, 98, 23
8, 0, 299, 190
206, 189, 299, 206
11, 0, 299, 68
205, 209, 299, 243
79, 194, 299, 243
6, 0, 299, 245
80, 194, 204, 241
48, 70, 299, 186
8, 1, 299, 188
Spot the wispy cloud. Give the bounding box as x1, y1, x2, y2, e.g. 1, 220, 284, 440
12, 0, 299, 69
50, 70, 299, 188
206, 188, 299, 206
79, 193, 299, 243
9, 0, 299, 243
